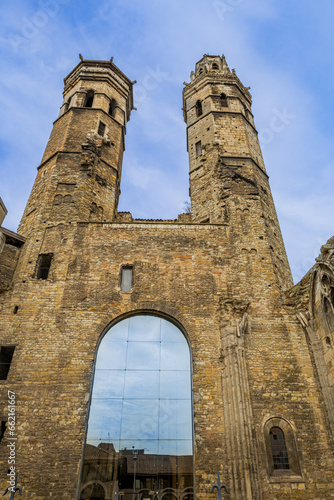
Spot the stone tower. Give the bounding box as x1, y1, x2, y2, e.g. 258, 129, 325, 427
0, 55, 334, 500
183, 54, 292, 293
18, 58, 134, 238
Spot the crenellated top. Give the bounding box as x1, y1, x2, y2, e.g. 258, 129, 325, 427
183, 54, 252, 104
61, 56, 135, 123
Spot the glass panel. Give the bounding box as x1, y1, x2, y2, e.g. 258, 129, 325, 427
124, 370, 160, 399
95, 341, 127, 369
86, 399, 123, 442
161, 320, 185, 342
128, 315, 162, 341
159, 400, 192, 440
160, 371, 191, 399
92, 370, 125, 399
126, 341, 160, 370
160, 342, 190, 370
102, 319, 129, 341
79, 315, 194, 500
120, 400, 159, 440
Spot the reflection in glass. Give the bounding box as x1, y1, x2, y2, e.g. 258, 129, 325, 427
78, 315, 194, 500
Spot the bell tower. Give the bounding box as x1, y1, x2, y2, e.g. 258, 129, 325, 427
183, 55, 293, 291
18, 57, 134, 237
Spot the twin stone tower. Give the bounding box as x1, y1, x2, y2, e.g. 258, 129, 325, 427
0, 55, 334, 499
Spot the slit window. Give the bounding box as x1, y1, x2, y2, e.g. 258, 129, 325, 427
220, 93, 228, 107
196, 141, 202, 156
84, 90, 94, 108
270, 427, 290, 470
0, 421, 6, 443
109, 99, 117, 117
0, 346, 15, 380
97, 121, 106, 137
195, 100, 203, 117
121, 266, 133, 292
36, 254, 53, 280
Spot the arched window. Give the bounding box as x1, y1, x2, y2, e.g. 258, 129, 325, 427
263, 417, 302, 480
195, 100, 202, 117
84, 90, 94, 108
220, 93, 228, 108
212, 63, 219, 70
78, 314, 194, 500
108, 98, 117, 117
269, 427, 289, 470
198, 68, 203, 75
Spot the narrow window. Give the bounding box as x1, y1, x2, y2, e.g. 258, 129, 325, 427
0, 346, 15, 380
196, 141, 202, 156
121, 266, 133, 292
220, 93, 228, 108
0, 421, 6, 443
64, 96, 72, 112
84, 90, 94, 108
195, 100, 202, 117
108, 99, 117, 117
36, 254, 53, 280
97, 121, 106, 137
198, 68, 203, 75
270, 427, 290, 470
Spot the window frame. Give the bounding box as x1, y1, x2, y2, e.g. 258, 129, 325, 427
195, 141, 202, 156
120, 265, 133, 292
262, 416, 303, 483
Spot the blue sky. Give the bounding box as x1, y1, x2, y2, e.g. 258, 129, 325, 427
1, 0, 333, 283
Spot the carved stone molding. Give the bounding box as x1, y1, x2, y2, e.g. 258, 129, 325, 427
219, 299, 261, 499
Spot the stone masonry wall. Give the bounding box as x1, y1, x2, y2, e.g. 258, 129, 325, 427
0, 221, 333, 499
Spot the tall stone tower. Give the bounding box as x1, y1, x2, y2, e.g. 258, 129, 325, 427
0, 55, 334, 500
19, 58, 134, 237
183, 54, 292, 293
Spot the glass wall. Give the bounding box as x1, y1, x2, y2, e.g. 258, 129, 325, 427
78, 314, 194, 500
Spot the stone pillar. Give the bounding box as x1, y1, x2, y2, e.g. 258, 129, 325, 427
220, 311, 262, 500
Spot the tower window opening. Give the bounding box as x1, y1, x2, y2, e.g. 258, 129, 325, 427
270, 426, 290, 470
97, 121, 106, 137
36, 253, 53, 280
109, 99, 117, 117
121, 266, 133, 292
196, 141, 202, 156
0, 346, 15, 380
212, 63, 219, 70
198, 68, 203, 75
84, 90, 94, 108
0, 421, 6, 443
195, 100, 203, 117
220, 93, 228, 108
64, 96, 72, 112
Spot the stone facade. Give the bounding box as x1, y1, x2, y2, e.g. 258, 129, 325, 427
0, 55, 333, 499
